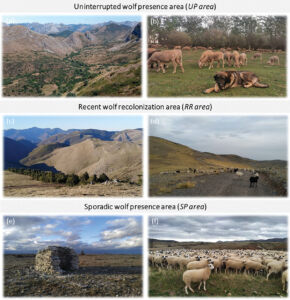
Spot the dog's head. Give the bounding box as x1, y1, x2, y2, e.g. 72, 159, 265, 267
214, 72, 230, 90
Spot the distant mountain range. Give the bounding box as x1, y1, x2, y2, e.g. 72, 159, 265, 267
4, 127, 142, 181
3, 22, 141, 56
149, 238, 287, 251
3, 21, 137, 35
3, 20, 141, 97
150, 136, 287, 175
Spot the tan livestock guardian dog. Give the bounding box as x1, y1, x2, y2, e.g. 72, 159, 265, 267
203, 71, 269, 93
267, 55, 280, 65
148, 49, 184, 73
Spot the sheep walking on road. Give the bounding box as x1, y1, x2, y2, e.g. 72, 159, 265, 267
249, 176, 259, 188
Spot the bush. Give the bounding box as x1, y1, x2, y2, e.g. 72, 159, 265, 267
55, 172, 68, 184
89, 174, 98, 184
80, 172, 89, 184
66, 174, 80, 186
98, 173, 109, 183
166, 31, 192, 48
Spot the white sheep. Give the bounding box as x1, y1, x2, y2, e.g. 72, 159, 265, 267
166, 256, 179, 269
183, 263, 214, 294
225, 259, 245, 274
282, 269, 288, 291
236, 171, 244, 176
267, 260, 286, 280
244, 260, 266, 276
178, 257, 198, 269
187, 259, 211, 270
211, 258, 223, 273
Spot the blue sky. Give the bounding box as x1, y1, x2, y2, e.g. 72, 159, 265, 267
4, 116, 142, 131
4, 216, 142, 254
2, 15, 140, 25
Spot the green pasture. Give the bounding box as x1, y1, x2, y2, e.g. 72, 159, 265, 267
149, 268, 287, 297
148, 50, 286, 97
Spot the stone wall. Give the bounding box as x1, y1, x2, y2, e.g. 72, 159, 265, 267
35, 246, 79, 274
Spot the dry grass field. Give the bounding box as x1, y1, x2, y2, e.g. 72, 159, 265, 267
4, 171, 142, 197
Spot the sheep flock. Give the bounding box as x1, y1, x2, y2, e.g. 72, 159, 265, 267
149, 248, 288, 296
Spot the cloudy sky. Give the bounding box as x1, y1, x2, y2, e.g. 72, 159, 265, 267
149, 216, 288, 242
150, 116, 287, 161
4, 216, 142, 254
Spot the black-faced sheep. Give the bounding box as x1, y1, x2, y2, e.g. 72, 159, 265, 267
249, 176, 259, 188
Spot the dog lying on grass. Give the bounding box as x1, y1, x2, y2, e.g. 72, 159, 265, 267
203, 71, 269, 94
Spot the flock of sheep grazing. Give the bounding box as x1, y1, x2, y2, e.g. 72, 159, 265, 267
148, 45, 282, 74
149, 248, 288, 294
159, 167, 261, 188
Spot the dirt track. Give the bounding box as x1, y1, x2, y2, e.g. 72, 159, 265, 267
150, 171, 285, 197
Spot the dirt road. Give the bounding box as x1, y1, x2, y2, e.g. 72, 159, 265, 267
150, 171, 285, 197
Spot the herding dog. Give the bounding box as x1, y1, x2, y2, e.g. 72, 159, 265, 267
203, 71, 269, 94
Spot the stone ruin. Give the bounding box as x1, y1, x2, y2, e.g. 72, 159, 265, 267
35, 246, 79, 274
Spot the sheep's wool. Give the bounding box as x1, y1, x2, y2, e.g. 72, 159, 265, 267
35, 246, 79, 274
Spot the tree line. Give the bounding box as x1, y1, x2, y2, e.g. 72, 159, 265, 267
7, 168, 109, 187
148, 16, 286, 50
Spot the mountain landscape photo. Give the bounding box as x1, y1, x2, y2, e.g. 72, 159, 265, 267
3, 116, 143, 197
2, 16, 141, 97
149, 116, 287, 197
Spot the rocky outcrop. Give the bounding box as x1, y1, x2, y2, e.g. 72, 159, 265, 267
3, 26, 74, 56
125, 23, 141, 42
35, 246, 79, 274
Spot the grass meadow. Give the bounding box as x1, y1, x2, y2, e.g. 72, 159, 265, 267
149, 268, 287, 297
148, 50, 286, 97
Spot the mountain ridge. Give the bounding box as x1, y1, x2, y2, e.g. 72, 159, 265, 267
150, 136, 286, 174
4, 128, 142, 182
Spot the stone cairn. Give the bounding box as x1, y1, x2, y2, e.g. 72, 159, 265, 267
35, 246, 79, 274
